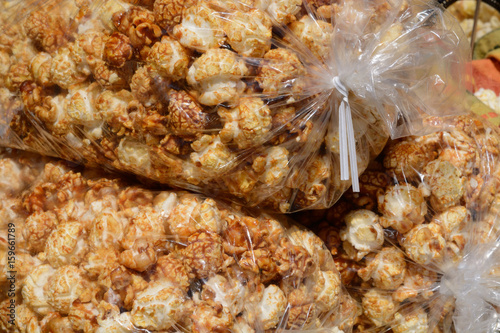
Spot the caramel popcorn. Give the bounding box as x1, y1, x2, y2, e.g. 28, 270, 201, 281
1, 0, 400, 214
172, 1, 225, 52
50, 46, 90, 89
378, 183, 427, 234
383, 138, 438, 181
147, 36, 190, 80
30, 52, 53, 87
103, 32, 134, 68
256, 48, 305, 95
361, 289, 397, 326
255, 284, 287, 329
219, 97, 272, 149
182, 231, 225, 279
310, 114, 500, 333
166, 89, 208, 138
265, 0, 302, 24
191, 299, 233, 333
423, 159, 465, 212
131, 280, 186, 330
190, 134, 235, 172
186, 48, 249, 106
154, 0, 196, 29
45, 265, 93, 315
44, 221, 88, 267
0, 150, 356, 331
112, 6, 162, 50
340, 210, 384, 260
391, 307, 429, 333
24, 9, 68, 54
286, 15, 333, 60
253, 146, 290, 186
224, 9, 273, 57
358, 247, 406, 290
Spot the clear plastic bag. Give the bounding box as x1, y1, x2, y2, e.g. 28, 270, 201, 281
0, 147, 357, 333
308, 113, 500, 332
0, 0, 468, 212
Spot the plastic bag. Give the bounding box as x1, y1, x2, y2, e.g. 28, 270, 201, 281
0, 147, 358, 333
0, 0, 468, 212
307, 113, 500, 332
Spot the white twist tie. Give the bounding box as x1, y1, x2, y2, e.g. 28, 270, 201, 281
333, 76, 359, 192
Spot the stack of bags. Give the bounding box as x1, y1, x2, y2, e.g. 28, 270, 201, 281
1, 0, 499, 332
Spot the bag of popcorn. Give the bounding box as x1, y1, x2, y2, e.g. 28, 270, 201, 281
307, 113, 500, 332
0, 148, 357, 332
0, 0, 468, 212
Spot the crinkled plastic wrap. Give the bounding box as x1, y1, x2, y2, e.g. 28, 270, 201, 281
0, 148, 356, 333
0, 0, 468, 212
305, 114, 500, 332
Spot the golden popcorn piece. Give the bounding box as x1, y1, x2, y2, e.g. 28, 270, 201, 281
424, 159, 465, 213
29, 52, 54, 87
50, 46, 90, 90
44, 265, 95, 315
172, 1, 226, 53
256, 48, 306, 96
44, 221, 88, 268
166, 89, 209, 138
68, 301, 100, 332
182, 231, 226, 279
219, 97, 272, 149
131, 280, 187, 330
286, 15, 333, 60
147, 36, 190, 81
191, 299, 234, 333
104, 32, 134, 69
391, 307, 429, 333
112, 6, 162, 50
254, 284, 287, 329
151, 253, 193, 290
265, 0, 302, 25
154, 0, 196, 30
224, 9, 273, 58
190, 134, 235, 172
378, 183, 428, 234
358, 247, 406, 291
383, 137, 438, 181
186, 48, 249, 106
399, 222, 446, 266
22, 264, 56, 315
23, 9, 69, 54
361, 289, 397, 327
340, 210, 384, 261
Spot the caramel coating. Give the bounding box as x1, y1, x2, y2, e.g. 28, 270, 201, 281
182, 231, 225, 279
103, 32, 134, 68
45, 265, 93, 315
154, 0, 196, 29
383, 138, 438, 181
219, 97, 272, 149
256, 48, 306, 96
167, 90, 208, 138
224, 9, 273, 58
24, 9, 68, 54
147, 35, 190, 81
112, 6, 162, 50
172, 1, 226, 52
186, 48, 249, 106
286, 16, 333, 60
378, 183, 427, 234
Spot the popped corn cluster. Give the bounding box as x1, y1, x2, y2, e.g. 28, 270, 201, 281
302, 114, 500, 332
9, 0, 472, 212
0, 148, 352, 333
